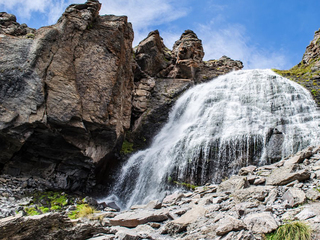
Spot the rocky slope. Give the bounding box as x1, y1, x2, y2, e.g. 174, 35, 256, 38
0, 0, 243, 192
1, 145, 320, 239
274, 29, 320, 106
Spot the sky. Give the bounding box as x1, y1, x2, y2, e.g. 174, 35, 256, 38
1, 0, 320, 70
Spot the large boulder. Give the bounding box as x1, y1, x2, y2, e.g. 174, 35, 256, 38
0, 0, 134, 191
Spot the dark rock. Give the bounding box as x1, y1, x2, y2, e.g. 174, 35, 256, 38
0, 12, 35, 36
0, 212, 108, 239
106, 201, 121, 212
135, 30, 171, 77
0, 0, 134, 192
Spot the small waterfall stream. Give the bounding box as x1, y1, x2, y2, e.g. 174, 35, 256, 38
105, 69, 320, 209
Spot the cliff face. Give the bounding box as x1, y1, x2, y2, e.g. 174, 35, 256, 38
0, 0, 243, 192
274, 29, 320, 106
128, 30, 243, 152
0, 0, 134, 191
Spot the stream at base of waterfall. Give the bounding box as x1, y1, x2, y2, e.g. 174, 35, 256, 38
103, 69, 320, 209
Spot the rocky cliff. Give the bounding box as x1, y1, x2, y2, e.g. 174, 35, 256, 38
0, 0, 243, 192
128, 30, 243, 153
274, 29, 320, 106
0, 0, 134, 191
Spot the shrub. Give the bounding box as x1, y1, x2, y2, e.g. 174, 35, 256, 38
265, 221, 311, 240
68, 204, 94, 219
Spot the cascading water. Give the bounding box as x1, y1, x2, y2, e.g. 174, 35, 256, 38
105, 69, 320, 209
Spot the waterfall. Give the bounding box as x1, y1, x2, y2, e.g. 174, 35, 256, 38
105, 69, 320, 209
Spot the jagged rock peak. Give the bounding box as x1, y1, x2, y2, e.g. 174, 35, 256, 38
135, 30, 171, 77
0, 12, 35, 36
172, 29, 204, 62
58, 0, 102, 30
303, 28, 320, 66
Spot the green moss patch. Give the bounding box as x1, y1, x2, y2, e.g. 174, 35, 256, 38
121, 140, 134, 154
68, 204, 95, 219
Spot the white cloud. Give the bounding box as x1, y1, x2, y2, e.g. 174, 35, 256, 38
99, 0, 188, 46
0, 0, 187, 46
0, 0, 50, 19
197, 20, 292, 69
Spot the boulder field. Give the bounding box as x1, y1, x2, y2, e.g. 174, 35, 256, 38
1, 146, 320, 239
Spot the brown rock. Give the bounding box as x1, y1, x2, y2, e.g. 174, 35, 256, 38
0, 0, 134, 191
169, 30, 204, 79
135, 30, 171, 77
0, 12, 35, 36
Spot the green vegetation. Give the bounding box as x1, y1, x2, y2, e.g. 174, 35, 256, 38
39, 207, 50, 213
26, 33, 35, 39
23, 191, 70, 214
173, 181, 198, 190
265, 221, 311, 240
121, 140, 134, 154
24, 207, 39, 216
68, 204, 95, 219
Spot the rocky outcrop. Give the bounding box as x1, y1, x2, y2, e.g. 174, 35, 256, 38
0, 0, 134, 191
2, 145, 320, 239
0, 12, 35, 37
127, 30, 243, 152
274, 28, 320, 106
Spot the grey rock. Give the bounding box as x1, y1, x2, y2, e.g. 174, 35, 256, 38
244, 212, 278, 234
217, 176, 249, 192
109, 209, 168, 228
266, 166, 310, 186
215, 216, 246, 236
296, 208, 316, 220
282, 188, 306, 208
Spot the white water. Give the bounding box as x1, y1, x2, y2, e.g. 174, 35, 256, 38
105, 69, 320, 209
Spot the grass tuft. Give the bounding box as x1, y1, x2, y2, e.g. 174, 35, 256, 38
265, 221, 311, 240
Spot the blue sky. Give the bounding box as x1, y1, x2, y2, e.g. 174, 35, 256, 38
1, 0, 320, 69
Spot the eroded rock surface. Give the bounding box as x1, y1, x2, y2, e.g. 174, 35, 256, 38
0, 0, 134, 191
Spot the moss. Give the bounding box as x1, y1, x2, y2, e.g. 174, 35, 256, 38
121, 140, 134, 154
39, 207, 50, 213
24, 207, 39, 216
68, 204, 95, 219
265, 221, 311, 240
26, 33, 35, 39
173, 181, 198, 190
51, 205, 62, 211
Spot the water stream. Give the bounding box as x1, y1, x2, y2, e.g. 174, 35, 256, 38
105, 69, 320, 209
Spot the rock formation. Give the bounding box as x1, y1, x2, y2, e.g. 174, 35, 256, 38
274, 29, 320, 106
128, 30, 243, 152
0, 0, 134, 191
1, 145, 320, 239
0, 12, 35, 36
